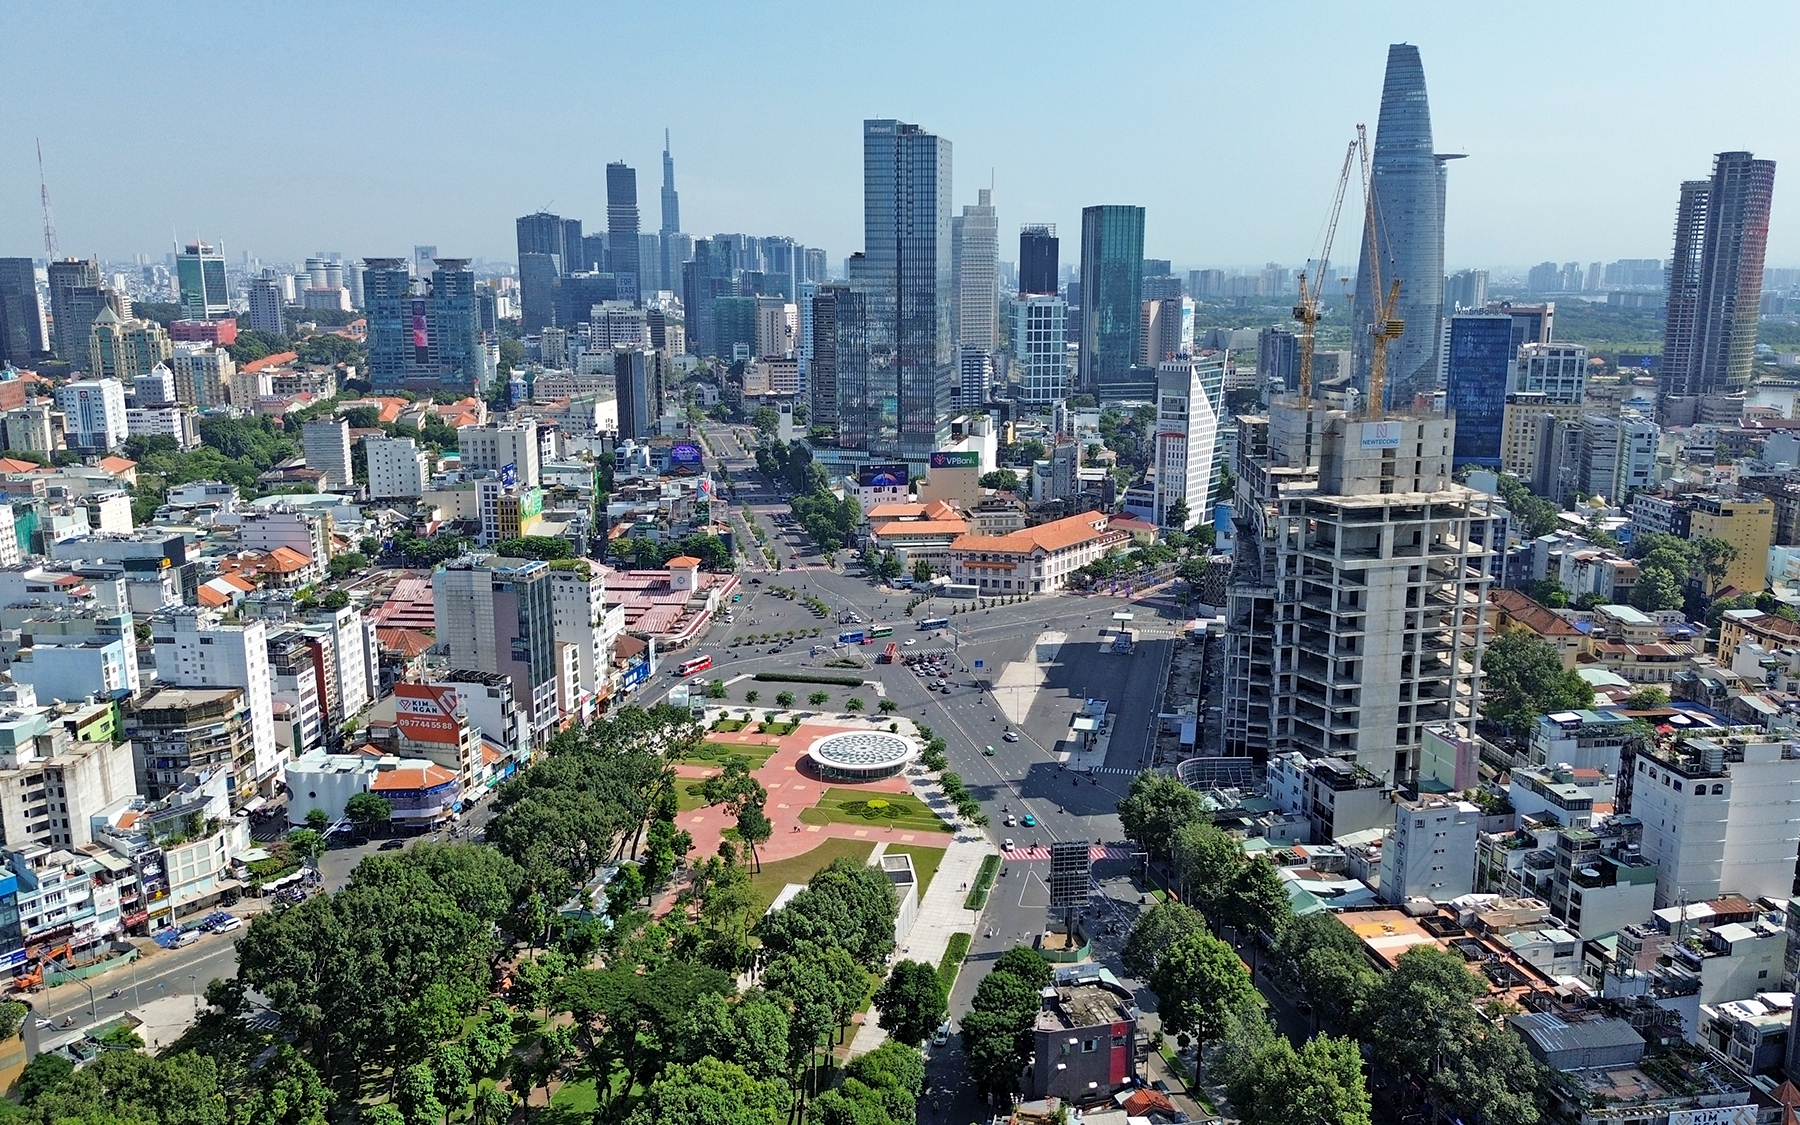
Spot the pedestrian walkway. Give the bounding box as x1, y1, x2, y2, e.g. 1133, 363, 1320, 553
847, 836, 994, 1058
1000, 844, 1134, 863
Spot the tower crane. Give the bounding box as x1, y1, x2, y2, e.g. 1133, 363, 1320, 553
1357, 122, 1405, 416
1294, 138, 1359, 401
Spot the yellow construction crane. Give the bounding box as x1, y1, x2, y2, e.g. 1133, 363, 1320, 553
1358, 122, 1405, 416
1295, 138, 1359, 401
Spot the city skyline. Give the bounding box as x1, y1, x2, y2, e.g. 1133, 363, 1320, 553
4, 3, 1799, 270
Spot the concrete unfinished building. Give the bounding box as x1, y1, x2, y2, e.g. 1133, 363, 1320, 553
1224, 398, 1493, 785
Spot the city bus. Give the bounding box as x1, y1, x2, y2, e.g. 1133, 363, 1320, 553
870, 625, 894, 639
838, 630, 867, 645
677, 654, 713, 677
917, 617, 949, 631
877, 642, 899, 664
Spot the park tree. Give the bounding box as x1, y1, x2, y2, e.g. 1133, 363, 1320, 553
1480, 628, 1594, 736
1630, 565, 1685, 612
627, 1056, 788, 1125
344, 791, 393, 831
1428, 1020, 1548, 1125
1169, 820, 1242, 918
1118, 772, 1203, 859
1269, 911, 1377, 1030
759, 857, 897, 970
873, 960, 948, 1047
1224, 1032, 1372, 1125
1122, 901, 1209, 979
1149, 929, 1259, 1052
959, 947, 1047, 1096
1362, 945, 1486, 1093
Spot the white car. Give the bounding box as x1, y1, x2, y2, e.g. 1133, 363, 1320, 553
214, 916, 243, 933
1003, 838, 1015, 850
903, 639, 917, 646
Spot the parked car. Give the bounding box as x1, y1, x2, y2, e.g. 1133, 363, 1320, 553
932, 1023, 950, 1047
379, 839, 405, 851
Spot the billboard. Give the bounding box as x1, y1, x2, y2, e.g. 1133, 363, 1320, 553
668, 442, 704, 475
410, 297, 429, 354
501, 462, 518, 489
517, 487, 544, 521
1360, 421, 1403, 449
394, 684, 461, 744
929, 451, 980, 469
857, 463, 909, 488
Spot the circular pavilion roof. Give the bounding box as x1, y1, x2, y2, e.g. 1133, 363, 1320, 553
806, 730, 916, 774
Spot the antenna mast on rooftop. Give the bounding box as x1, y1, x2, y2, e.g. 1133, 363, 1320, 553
36, 139, 58, 257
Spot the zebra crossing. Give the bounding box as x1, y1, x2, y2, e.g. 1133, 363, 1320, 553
1000, 844, 1135, 863
1061, 765, 1141, 776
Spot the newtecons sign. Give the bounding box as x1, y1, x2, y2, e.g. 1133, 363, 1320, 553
394, 684, 462, 745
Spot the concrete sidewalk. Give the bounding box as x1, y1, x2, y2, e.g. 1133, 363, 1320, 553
848, 836, 994, 1057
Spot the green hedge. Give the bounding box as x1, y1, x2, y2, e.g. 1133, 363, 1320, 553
939, 932, 972, 992
963, 855, 1000, 911
753, 672, 866, 687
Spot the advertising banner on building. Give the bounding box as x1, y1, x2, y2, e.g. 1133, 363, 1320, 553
669, 442, 705, 475
394, 683, 461, 744
858, 463, 909, 488
1360, 421, 1403, 449
929, 451, 980, 469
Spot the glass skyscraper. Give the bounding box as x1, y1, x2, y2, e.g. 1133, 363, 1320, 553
1018, 225, 1058, 296
1351, 43, 1454, 409
607, 162, 641, 302
856, 118, 952, 457
1444, 313, 1513, 470
1077, 205, 1145, 391
0, 258, 44, 365
175, 241, 229, 320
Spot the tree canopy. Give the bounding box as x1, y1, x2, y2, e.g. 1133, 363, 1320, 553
1480, 627, 1594, 736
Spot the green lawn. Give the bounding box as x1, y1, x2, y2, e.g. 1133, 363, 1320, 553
797, 788, 952, 834
550, 1078, 599, 1112
677, 782, 713, 812
685, 741, 776, 767
747, 838, 877, 914
883, 843, 946, 899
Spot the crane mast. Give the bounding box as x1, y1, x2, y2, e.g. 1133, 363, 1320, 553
1358, 122, 1404, 416
1294, 138, 1359, 401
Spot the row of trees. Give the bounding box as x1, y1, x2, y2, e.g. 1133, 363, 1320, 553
1115, 772, 1547, 1125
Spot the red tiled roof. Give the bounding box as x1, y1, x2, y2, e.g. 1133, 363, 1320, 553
244, 351, 299, 372
0, 458, 41, 474
1488, 589, 1582, 638
950, 511, 1113, 556
665, 555, 702, 567
371, 764, 458, 792
96, 456, 137, 474
376, 628, 435, 658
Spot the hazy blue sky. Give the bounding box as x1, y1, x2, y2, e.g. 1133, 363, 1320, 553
4, 2, 1797, 273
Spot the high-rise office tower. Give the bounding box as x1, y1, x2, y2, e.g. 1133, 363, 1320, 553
434, 555, 559, 747
0, 259, 44, 365
516, 212, 568, 332
607, 162, 641, 302
362, 259, 410, 385
857, 118, 953, 457
246, 272, 284, 335
176, 241, 229, 320
46, 257, 101, 364
682, 238, 735, 357
361, 258, 492, 392
1351, 44, 1454, 408
952, 189, 1000, 353
1444, 268, 1488, 313
1141, 296, 1194, 366
661, 130, 680, 237
1661, 151, 1777, 402
412, 246, 437, 277
637, 233, 664, 293
809, 284, 848, 434
1012, 295, 1068, 404
559, 220, 583, 276
1077, 205, 1145, 390
1019, 226, 1058, 297
1258, 327, 1299, 393
1443, 313, 1514, 470
1153, 354, 1225, 529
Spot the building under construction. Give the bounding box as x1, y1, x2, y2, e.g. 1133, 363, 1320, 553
1223, 396, 1495, 785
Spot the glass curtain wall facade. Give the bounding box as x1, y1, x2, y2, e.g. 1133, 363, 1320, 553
1019, 226, 1058, 296
1013, 296, 1069, 403
1078, 205, 1145, 390
1445, 314, 1513, 469
860, 119, 952, 457
607, 162, 641, 303
1351, 44, 1450, 409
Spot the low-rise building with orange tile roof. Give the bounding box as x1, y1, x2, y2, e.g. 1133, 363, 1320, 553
946, 510, 1126, 595
1489, 589, 1586, 669
243, 351, 299, 373
0, 458, 42, 475
94, 455, 137, 484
